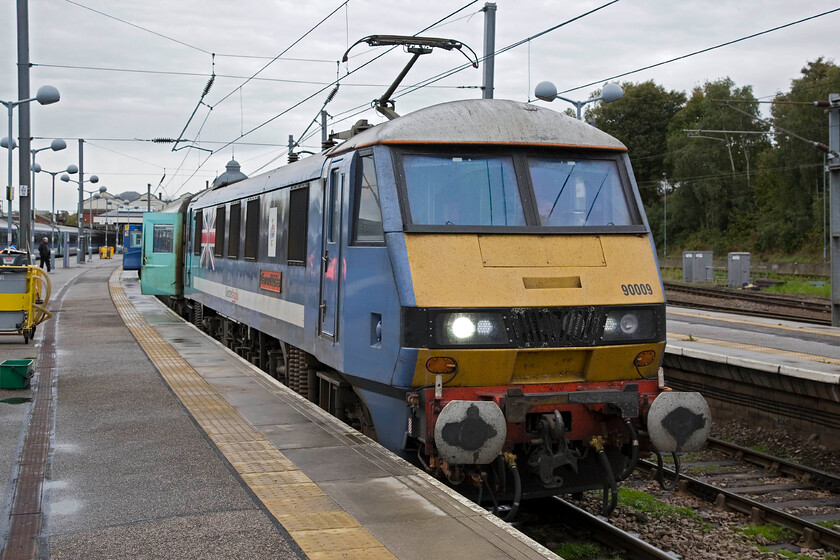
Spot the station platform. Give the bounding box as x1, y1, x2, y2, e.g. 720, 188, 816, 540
664, 306, 840, 447
0, 259, 556, 560
665, 307, 840, 381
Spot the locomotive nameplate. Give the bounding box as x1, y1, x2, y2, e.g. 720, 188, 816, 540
259, 270, 283, 293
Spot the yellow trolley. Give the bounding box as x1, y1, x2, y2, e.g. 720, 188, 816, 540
0, 256, 52, 344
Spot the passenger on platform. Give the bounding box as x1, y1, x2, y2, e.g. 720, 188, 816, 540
38, 237, 51, 272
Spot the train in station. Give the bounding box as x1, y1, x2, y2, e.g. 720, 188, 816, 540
4, 222, 104, 257
122, 223, 142, 273
140, 36, 710, 516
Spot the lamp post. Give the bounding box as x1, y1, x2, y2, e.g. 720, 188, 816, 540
534, 81, 623, 120
104, 199, 112, 254
89, 191, 99, 261
86, 188, 106, 262
60, 168, 100, 263
1, 85, 60, 247
30, 138, 66, 225
34, 164, 74, 250
0, 136, 17, 246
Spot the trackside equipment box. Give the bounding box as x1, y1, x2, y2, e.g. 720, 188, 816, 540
682, 251, 713, 283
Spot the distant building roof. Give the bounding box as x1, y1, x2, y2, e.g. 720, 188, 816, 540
211, 159, 248, 189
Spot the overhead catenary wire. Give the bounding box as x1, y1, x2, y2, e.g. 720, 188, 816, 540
211, 1, 350, 108
555, 6, 840, 95
45, 0, 840, 200
326, 0, 623, 126
180, 0, 482, 184
30, 63, 469, 90
171, 54, 216, 152
63, 0, 212, 54
326, 4, 840, 141
241, 0, 619, 171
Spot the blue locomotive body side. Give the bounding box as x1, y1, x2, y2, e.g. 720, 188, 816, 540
181, 148, 409, 450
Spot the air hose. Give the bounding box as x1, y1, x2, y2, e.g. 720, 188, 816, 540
618, 419, 640, 481
654, 450, 681, 491
592, 436, 618, 516
502, 453, 521, 522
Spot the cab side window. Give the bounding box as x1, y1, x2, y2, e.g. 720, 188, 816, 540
352, 154, 384, 244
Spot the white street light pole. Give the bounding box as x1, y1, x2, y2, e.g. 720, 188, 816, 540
61, 166, 99, 264
0, 135, 16, 246
30, 138, 66, 226
35, 165, 70, 250
86, 187, 106, 262
1, 85, 60, 248
534, 81, 623, 120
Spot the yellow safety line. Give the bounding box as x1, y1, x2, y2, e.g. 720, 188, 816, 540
667, 332, 840, 367
108, 271, 396, 560
668, 308, 840, 338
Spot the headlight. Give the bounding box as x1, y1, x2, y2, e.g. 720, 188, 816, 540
602, 309, 657, 342
435, 312, 508, 346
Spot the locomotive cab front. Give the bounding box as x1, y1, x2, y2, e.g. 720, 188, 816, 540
348, 100, 712, 508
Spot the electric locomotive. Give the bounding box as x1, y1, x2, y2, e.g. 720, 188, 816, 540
141, 40, 709, 515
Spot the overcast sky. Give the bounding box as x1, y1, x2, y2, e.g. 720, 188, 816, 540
1, 0, 838, 214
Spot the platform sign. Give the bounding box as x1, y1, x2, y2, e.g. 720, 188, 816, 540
141, 213, 183, 296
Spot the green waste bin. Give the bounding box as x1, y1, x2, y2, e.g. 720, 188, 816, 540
0, 359, 34, 389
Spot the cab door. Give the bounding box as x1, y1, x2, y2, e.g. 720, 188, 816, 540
141, 213, 183, 295
319, 165, 344, 339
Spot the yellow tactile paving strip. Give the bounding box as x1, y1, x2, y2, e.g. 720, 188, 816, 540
108, 271, 396, 559
667, 332, 840, 367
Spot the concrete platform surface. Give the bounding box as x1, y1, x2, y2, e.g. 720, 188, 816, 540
0, 256, 558, 559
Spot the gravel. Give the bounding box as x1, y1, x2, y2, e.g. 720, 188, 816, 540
560, 419, 840, 559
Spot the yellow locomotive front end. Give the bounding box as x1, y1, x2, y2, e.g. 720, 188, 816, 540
375, 100, 710, 511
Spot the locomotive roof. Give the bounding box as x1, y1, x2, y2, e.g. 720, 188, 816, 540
329, 98, 627, 154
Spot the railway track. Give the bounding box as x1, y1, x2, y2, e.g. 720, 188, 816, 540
516, 435, 840, 557
638, 437, 840, 551
549, 498, 677, 560
664, 281, 831, 325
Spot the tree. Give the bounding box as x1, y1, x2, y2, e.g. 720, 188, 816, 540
589, 81, 686, 208
663, 78, 768, 251
751, 58, 840, 254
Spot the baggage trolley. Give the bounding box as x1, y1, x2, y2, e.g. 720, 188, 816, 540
0, 250, 52, 344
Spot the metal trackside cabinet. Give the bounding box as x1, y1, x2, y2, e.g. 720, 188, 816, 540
682, 251, 713, 283
727, 252, 751, 288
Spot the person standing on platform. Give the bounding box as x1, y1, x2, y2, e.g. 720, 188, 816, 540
38, 237, 51, 272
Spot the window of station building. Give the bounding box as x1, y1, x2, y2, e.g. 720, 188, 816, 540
244, 198, 260, 260
228, 202, 241, 258
193, 210, 202, 256
152, 224, 174, 253
287, 185, 308, 264
214, 205, 226, 258
352, 154, 384, 244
